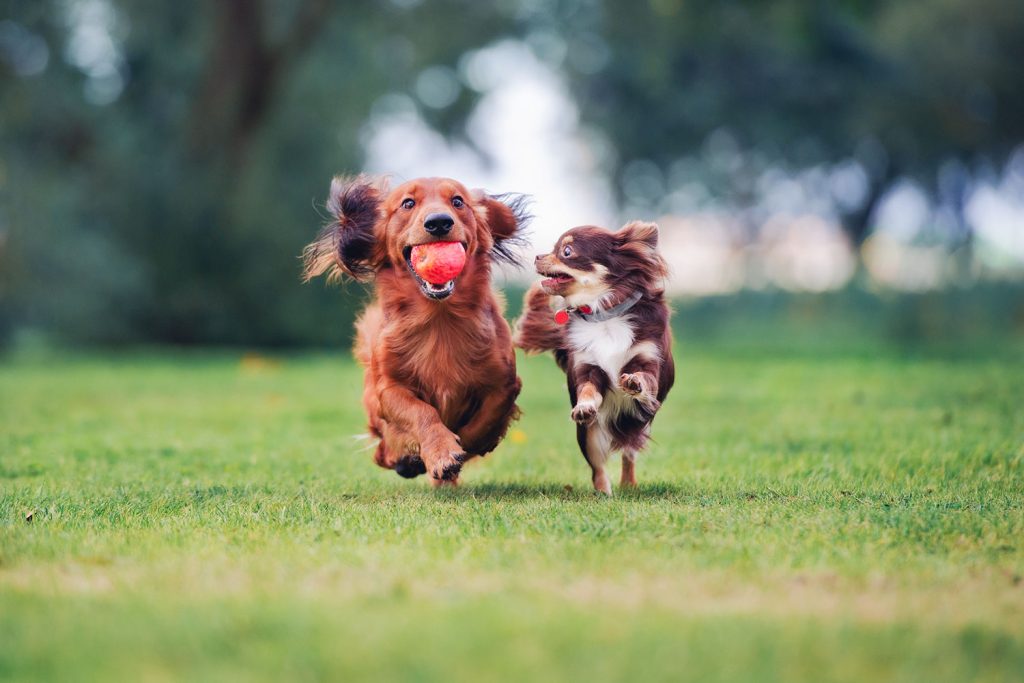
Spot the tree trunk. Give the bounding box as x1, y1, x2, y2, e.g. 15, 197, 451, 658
187, 0, 331, 172
842, 163, 898, 250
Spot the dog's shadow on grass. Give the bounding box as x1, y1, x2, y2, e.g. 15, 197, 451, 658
445, 480, 708, 502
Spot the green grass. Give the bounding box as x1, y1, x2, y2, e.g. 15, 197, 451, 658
1, 342, 1023, 682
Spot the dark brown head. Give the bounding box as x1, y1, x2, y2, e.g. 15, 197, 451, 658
534, 221, 667, 308
303, 176, 529, 300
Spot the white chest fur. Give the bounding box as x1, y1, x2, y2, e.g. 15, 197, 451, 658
568, 315, 635, 383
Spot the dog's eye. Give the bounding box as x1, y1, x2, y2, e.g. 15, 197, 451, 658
451, 195, 464, 209
401, 198, 415, 210
562, 245, 573, 258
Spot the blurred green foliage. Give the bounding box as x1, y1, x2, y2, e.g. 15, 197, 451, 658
549, 0, 1024, 243
1, 0, 1022, 348
1, 0, 524, 346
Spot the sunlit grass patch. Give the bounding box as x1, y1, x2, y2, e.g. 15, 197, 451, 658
1, 346, 1022, 681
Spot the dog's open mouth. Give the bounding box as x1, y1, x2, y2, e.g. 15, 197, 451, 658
539, 271, 574, 290
403, 246, 462, 300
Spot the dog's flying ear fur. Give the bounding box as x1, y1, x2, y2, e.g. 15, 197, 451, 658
616, 220, 668, 282
617, 220, 659, 249
303, 175, 386, 283
472, 190, 532, 267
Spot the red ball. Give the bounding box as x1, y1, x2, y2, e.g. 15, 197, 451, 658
410, 242, 467, 284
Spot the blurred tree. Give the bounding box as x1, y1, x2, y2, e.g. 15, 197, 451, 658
537, 0, 1024, 249
0, 0, 524, 346
3, 0, 1021, 348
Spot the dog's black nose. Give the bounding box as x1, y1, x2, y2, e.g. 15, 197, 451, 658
534, 255, 542, 263
424, 213, 454, 236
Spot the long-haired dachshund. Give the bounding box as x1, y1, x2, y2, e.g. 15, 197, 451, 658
304, 176, 529, 485
514, 222, 674, 494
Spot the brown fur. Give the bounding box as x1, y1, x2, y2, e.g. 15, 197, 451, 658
305, 176, 529, 485
513, 221, 674, 494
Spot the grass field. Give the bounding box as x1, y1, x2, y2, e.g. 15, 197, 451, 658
1, 338, 1023, 681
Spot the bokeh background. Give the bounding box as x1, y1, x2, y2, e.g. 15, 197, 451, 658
2, 0, 1023, 350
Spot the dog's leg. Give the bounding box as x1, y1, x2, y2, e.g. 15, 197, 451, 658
619, 352, 661, 419
577, 422, 613, 495
571, 383, 603, 425
430, 474, 460, 488
378, 384, 464, 482
570, 364, 612, 494
570, 364, 607, 425
372, 421, 425, 477
620, 450, 638, 488
457, 375, 522, 456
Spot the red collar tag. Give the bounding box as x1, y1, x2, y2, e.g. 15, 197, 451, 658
554, 305, 593, 325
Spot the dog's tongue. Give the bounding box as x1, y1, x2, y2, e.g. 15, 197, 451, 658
410, 242, 466, 285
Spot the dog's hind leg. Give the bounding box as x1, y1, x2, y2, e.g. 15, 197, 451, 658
577, 422, 613, 495
458, 376, 522, 457
620, 449, 637, 488
617, 423, 649, 489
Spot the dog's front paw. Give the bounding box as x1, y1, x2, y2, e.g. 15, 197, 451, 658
619, 373, 645, 396
620, 373, 661, 417
432, 450, 465, 481
571, 400, 599, 425
394, 454, 426, 479
422, 430, 466, 482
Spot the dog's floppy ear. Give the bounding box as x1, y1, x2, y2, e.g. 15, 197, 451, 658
472, 190, 532, 266
303, 175, 387, 283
